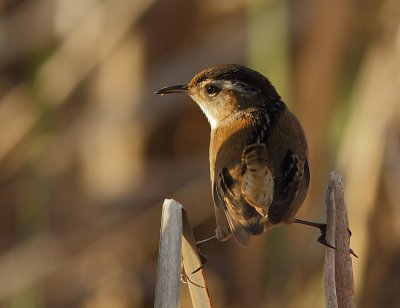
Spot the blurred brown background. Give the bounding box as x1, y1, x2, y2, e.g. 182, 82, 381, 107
1, 0, 400, 307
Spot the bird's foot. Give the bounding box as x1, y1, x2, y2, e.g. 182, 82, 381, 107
191, 252, 209, 274
187, 234, 217, 275
294, 218, 358, 258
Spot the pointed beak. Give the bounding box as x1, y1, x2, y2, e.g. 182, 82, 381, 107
155, 84, 190, 95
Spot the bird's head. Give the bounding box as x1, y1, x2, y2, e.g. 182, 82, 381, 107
155, 64, 280, 129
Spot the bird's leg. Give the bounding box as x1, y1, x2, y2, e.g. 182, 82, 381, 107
293, 218, 358, 257
196, 234, 217, 247
294, 219, 335, 249
188, 235, 217, 275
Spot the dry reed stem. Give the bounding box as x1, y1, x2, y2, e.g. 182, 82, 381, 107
324, 172, 355, 308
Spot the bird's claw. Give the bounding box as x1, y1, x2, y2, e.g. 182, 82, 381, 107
316, 223, 358, 258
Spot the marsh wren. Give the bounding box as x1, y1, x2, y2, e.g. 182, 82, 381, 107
156, 64, 323, 247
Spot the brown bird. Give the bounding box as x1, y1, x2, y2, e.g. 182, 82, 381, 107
156, 64, 329, 248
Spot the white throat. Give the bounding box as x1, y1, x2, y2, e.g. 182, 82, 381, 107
190, 96, 218, 130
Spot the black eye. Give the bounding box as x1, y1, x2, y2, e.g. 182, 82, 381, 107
206, 85, 220, 96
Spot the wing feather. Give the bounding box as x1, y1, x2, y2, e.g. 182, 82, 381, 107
268, 150, 304, 224
240, 143, 274, 217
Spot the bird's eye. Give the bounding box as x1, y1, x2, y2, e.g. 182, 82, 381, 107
206, 85, 220, 96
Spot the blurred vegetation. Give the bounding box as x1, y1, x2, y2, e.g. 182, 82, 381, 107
1, 0, 400, 307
